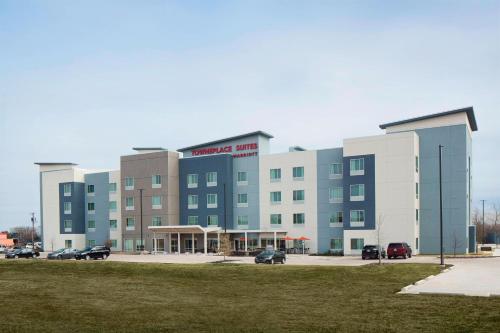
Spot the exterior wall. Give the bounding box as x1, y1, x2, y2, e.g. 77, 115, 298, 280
316, 148, 344, 254
343, 132, 419, 255
259, 150, 318, 253
59, 182, 86, 235
84, 172, 110, 247
108, 170, 122, 251
179, 154, 233, 228
416, 125, 470, 254
385, 112, 472, 135
120, 150, 179, 252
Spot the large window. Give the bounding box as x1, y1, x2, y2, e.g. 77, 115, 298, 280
350, 184, 365, 201
415, 156, 419, 173
207, 194, 218, 208
206, 172, 217, 187
109, 219, 118, 230
237, 193, 248, 207
416, 182, 419, 199
125, 197, 134, 210
416, 209, 419, 225
88, 239, 96, 247
64, 220, 72, 232
64, 202, 72, 214
237, 171, 248, 185
110, 240, 118, 248
87, 184, 95, 195
126, 218, 135, 231
88, 220, 96, 231
87, 202, 95, 213
350, 238, 364, 250
109, 182, 117, 193
329, 163, 343, 178
270, 168, 281, 182
152, 175, 162, 188
109, 201, 117, 212
350, 210, 365, 225
188, 216, 198, 225
188, 195, 198, 209
329, 187, 343, 203
187, 174, 198, 188
293, 190, 305, 202
124, 239, 134, 252
237, 215, 248, 227
329, 212, 343, 225
152, 216, 162, 226
270, 191, 282, 204
293, 213, 305, 225
293, 167, 304, 180
331, 238, 343, 251
65, 240, 72, 248
270, 214, 281, 225
63, 183, 72, 196
125, 177, 134, 190
350, 158, 365, 176
207, 215, 219, 226
152, 195, 162, 209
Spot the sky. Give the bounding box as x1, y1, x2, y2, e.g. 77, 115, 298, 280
0, 0, 499, 230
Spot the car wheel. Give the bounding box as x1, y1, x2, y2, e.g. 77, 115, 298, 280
58, 255, 63, 260
85, 255, 91, 261
403, 253, 407, 259
271, 258, 275, 265
14, 255, 19, 259
409, 253, 412, 258
102, 254, 108, 260
32, 254, 36, 258
281, 258, 285, 264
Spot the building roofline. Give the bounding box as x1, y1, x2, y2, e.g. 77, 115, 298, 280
34, 162, 78, 166
379, 107, 477, 131
177, 131, 273, 152
132, 147, 167, 151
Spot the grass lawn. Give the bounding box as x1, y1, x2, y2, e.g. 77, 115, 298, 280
0, 261, 499, 332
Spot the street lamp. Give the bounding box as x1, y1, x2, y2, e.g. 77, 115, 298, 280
439, 145, 444, 267
480, 199, 486, 245
139, 188, 144, 252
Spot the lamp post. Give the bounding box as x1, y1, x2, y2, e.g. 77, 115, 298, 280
480, 199, 486, 244
139, 188, 144, 252
439, 145, 444, 267
30, 212, 35, 246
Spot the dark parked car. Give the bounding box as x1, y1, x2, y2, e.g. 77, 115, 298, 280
361, 245, 386, 260
387, 242, 412, 259
254, 250, 286, 264
47, 248, 79, 260
75, 246, 110, 260
5, 248, 39, 259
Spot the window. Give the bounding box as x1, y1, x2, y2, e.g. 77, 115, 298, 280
126, 218, 135, 231
88, 220, 96, 231
125, 177, 134, 190
64, 220, 72, 232
329, 163, 343, 178
152, 216, 162, 226
237, 171, 248, 185
350, 158, 365, 176
237, 193, 248, 207
187, 174, 198, 188
136, 239, 144, 251
270, 214, 281, 225
152, 195, 162, 209
330, 238, 343, 250
293, 167, 304, 180
188, 216, 198, 225
270, 168, 281, 182
87, 184, 95, 195
109, 201, 117, 212
350, 238, 364, 250
88, 239, 96, 247
350, 184, 365, 201
207, 194, 218, 208
416, 237, 419, 250
416, 183, 419, 199
124, 239, 134, 252
152, 175, 161, 188
293, 213, 305, 225
350, 210, 365, 226
64, 202, 72, 214
188, 195, 198, 209
293, 190, 305, 202
270, 191, 282, 204
110, 239, 117, 248
416, 209, 419, 225
237, 215, 248, 227
126, 197, 134, 210
415, 156, 419, 173
87, 202, 95, 213
109, 182, 117, 193
206, 172, 217, 187
329, 187, 343, 203
63, 184, 72, 196
207, 215, 219, 226
109, 219, 117, 230
65, 240, 72, 248
329, 212, 343, 226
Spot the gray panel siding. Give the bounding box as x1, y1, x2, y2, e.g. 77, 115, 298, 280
416, 125, 469, 254
316, 148, 344, 253
59, 182, 85, 234
84, 172, 110, 246
232, 156, 260, 230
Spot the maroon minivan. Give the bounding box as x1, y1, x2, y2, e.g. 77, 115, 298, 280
387, 242, 412, 259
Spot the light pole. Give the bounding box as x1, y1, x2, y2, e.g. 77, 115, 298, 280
30, 212, 36, 246
439, 145, 444, 267
139, 188, 144, 252
480, 199, 486, 244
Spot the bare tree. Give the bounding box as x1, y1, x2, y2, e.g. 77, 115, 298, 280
376, 214, 385, 265
491, 204, 499, 246
472, 207, 483, 243
218, 233, 232, 262
450, 231, 464, 257
10, 226, 40, 245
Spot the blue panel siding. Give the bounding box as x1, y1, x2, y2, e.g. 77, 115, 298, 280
59, 182, 86, 234
179, 154, 233, 229
316, 148, 344, 253
84, 172, 110, 246
417, 125, 469, 254
342, 155, 376, 230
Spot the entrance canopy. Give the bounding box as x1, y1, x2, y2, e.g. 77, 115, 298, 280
148, 225, 221, 234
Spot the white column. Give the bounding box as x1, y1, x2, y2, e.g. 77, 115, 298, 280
217, 232, 220, 251
245, 231, 248, 251
177, 232, 180, 254
192, 233, 195, 254
204, 231, 208, 255
273, 231, 277, 250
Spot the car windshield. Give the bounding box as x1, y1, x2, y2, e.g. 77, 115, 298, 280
81, 247, 92, 252
260, 251, 275, 256
54, 248, 65, 253
364, 245, 376, 249
389, 243, 403, 248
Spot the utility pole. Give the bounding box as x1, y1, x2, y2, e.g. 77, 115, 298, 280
30, 212, 35, 246
139, 189, 144, 252
439, 145, 444, 267
480, 199, 486, 244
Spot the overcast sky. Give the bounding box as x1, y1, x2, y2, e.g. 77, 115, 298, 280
0, 1, 499, 230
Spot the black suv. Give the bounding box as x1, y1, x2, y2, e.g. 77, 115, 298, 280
361, 245, 386, 260
254, 250, 286, 264
75, 246, 110, 260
